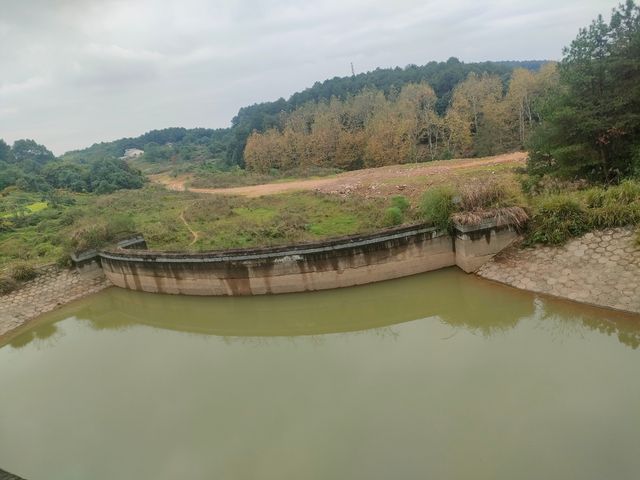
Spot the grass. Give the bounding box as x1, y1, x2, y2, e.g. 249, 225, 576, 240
182, 191, 387, 250
0, 186, 391, 269
526, 180, 640, 245
188, 166, 341, 189
420, 186, 457, 230
1, 201, 48, 218
0, 157, 637, 272
0, 187, 198, 269
416, 180, 528, 231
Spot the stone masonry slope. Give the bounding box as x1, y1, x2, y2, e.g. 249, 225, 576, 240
478, 227, 640, 314
0, 265, 110, 339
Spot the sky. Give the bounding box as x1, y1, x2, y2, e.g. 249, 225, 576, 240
0, 0, 614, 154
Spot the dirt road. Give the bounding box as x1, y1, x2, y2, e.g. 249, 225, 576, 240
152, 152, 526, 198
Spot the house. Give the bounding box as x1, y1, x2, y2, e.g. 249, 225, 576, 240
120, 148, 144, 160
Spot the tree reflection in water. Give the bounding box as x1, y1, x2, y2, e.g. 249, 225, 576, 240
4, 268, 639, 351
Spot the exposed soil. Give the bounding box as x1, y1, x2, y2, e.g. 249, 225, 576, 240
151, 152, 526, 199
179, 209, 200, 246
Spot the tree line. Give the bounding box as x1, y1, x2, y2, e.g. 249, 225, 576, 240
244, 65, 558, 172
61, 60, 545, 170
61, 127, 230, 167
227, 59, 547, 167
0, 139, 144, 194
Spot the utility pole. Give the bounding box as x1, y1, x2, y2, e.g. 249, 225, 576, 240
350, 62, 355, 78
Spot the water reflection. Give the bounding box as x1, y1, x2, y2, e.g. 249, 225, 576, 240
2, 269, 640, 480
5, 268, 639, 350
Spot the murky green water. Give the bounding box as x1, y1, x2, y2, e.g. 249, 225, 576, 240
1, 268, 639, 480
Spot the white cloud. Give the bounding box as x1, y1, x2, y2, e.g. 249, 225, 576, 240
0, 76, 50, 96
0, 0, 614, 154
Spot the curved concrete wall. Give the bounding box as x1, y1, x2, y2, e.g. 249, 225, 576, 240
99, 221, 518, 296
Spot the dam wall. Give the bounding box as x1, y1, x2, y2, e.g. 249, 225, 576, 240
98, 219, 519, 296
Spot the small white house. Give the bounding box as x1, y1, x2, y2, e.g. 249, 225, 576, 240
120, 148, 144, 160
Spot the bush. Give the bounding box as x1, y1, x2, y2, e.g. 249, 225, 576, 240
585, 181, 640, 228
0, 276, 18, 295
458, 181, 511, 211
69, 214, 136, 252
10, 263, 37, 282
390, 195, 410, 213
56, 252, 73, 268
107, 214, 135, 236
420, 187, 456, 231
383, 207, 403, 226
520, 175, 588, 196
528, 194, 590, 245
590, 203, 640, 228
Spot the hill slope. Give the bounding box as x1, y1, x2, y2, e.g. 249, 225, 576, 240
62, 58, 547, 171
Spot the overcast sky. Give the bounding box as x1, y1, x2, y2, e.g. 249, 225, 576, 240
0, 0, 613, 154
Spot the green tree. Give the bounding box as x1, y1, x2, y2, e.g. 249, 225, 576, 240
12, 139, 55, 166
528, 0, 640, 182
0, 139, 13, 163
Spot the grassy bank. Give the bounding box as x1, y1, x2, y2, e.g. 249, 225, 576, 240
2, 166, 638, 275
525, 180, 640, 245
0, 186, 398, 270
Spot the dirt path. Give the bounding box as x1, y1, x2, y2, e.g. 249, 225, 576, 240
179, 209, 199, 246
152, 152, 526, 198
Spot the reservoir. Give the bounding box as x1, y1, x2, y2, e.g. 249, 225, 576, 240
0, 268, 639, 480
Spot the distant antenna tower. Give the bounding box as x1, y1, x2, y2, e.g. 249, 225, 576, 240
350, 62, 356, 77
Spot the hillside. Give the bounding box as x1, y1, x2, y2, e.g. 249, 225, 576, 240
60, 58, 547, 172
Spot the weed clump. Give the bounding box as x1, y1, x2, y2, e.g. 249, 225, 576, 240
526, 179, 640, 245
528, 194, 589, 244
390, 195, 410, 213
383, 207, 403, 226
0, 276, 18, 295
586, 181, 640, 228
69, 214, 136, 252
382, 195, 411, 227
420, 187, 456, 231
10, 263, 37, 282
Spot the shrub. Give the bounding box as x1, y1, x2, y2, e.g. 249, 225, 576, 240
56, 252, 73, 268
420, 187, 456, 231
383, 207, 403, 226
106, 214, 135, 236
458, 181, 509, 211
520, 174, 588, 196
69, 214, 136, 252
602, 180, 640, 205
10, 263, 37, 282
528, 194, 590, 245
453, 206, 529, 228
590, 203, 640, 228
390, 195, 410, 213
70, 224, 110, 252
584, 181, 640, 228
0, 276, 18, 295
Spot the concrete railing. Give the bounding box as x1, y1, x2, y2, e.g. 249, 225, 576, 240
95, 219, 519, 296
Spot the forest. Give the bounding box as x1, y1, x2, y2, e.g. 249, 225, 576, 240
0, 139, 144, 193
244, 65, 558, 172
55, 59, 547, 173
225, 58, 547, 166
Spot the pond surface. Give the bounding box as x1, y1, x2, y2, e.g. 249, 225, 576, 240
1, 268, 639, 480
